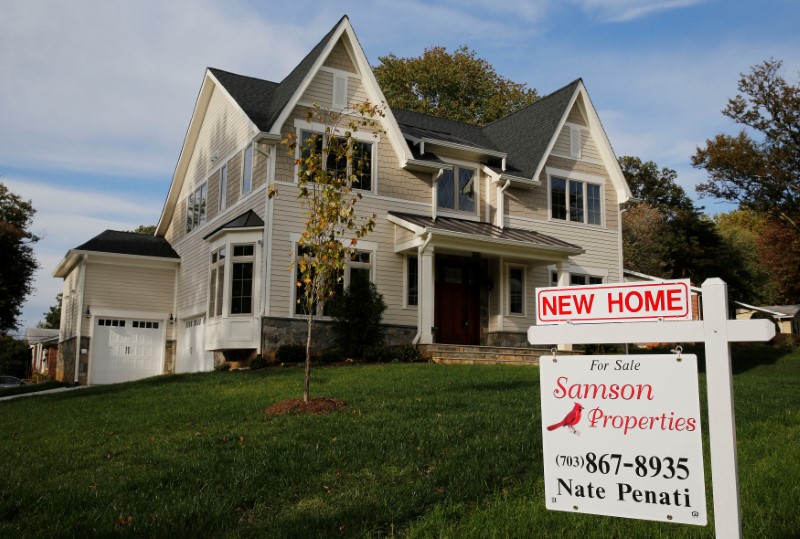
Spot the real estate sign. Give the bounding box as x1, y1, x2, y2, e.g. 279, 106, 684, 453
539, 354, 707, 525
536, 280, 692, 325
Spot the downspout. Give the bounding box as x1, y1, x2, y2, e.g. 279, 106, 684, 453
497, 179, 511, 229
411, 232, 433, 345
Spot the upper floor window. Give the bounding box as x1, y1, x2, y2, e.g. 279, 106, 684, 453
550, 176, 601, 225
438, 166, 476, 213
241, 144, 253, 196
299, 131, 373, 191
187, 182, 207, 232
219, 163, 228, 212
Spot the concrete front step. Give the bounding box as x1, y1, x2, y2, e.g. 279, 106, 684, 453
418, 344, 576, 365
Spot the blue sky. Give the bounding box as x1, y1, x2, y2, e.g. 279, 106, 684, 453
2, 0, 799, 334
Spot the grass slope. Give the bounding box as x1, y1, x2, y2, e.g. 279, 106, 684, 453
1, 350, 798, 538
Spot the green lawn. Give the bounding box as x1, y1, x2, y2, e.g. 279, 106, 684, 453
0, 349, 798, 538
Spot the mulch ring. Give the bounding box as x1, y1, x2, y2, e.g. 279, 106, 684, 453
264, 397, 348, 416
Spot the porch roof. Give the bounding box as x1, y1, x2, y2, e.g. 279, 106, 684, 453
388, 211, 583, 258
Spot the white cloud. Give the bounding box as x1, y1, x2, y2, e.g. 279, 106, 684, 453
571, 0, 709, 22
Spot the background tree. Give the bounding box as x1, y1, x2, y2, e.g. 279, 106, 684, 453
692, 59, 800, 228
618, 156, 755, 300
0, 182, 39, 334
282, 102, 381, 402
131, 225, 156, 235
37, 293, 62, 330
373, 46, 539, 125
0, 336, 29, 378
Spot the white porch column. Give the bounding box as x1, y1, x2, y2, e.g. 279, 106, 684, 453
418, 244, 435, 344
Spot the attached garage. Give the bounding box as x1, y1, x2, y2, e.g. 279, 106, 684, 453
177, 316, 214, 373
90, 318, 165, 384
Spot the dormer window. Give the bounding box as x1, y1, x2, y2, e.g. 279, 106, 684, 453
548, 170, 602, 226
437, 166, 476, 213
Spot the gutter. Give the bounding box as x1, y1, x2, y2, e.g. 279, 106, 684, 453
497, 179, 511, 229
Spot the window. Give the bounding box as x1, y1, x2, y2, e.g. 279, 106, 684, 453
407, 255, 418, 307
550, 271, 603, 287
299, 130, 373, 191
219, 163, 228, 211
293, 245, 374, 317
550, 176, 601, 225
437, 166, 476, 213
570, 274, 604, 286
209, 247, 225, 317
242, 145, 253, 196
230, 244, 254, 315
508, 266, 524, 315
186, 182, 208, 232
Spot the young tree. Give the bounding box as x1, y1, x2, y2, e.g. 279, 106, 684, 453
282, 102, 382, 402
0, 182, 39, 334
373, 46, 539, 125
37, 293, 62, 330
692, 59, 800, 228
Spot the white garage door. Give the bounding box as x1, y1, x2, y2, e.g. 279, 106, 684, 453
177, 316, 214, 373
91, 318, 164, 384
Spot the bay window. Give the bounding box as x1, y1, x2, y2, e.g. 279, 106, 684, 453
208, 241, 257, 318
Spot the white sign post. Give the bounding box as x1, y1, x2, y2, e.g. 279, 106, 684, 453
528, 278, 776, 539
540, 353, 706, 524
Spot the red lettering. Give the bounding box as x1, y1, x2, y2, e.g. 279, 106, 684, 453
542, 296, 557, 316
625, 291, 643, 312
607, 292, 623, 312
644, 290, 665, 311
668, 289, 682, 311
573, 294, 594, 314
558, 295, 572, 315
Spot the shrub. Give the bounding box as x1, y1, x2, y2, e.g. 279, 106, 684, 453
214, 362, 230, 372
362, 345, 387, 363
771, 333, 800, 349
385, 344, 423, 363
276, 343, 306, 363
320, 348, 342, 364
333, 271, 387, 358
249, 355, 268, 370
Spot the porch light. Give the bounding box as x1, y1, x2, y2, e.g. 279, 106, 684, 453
169, 313, 174, 325
84, 306, 91, 319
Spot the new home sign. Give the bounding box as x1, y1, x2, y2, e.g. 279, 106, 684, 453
539, 353, 707, 525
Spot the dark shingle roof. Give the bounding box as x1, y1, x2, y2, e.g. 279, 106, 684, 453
75, 230, 179, 259
482, 79, 581, 179
390, 212, 582, 252
211, 16, 346, 132
208, 15, 582, 181
203, 209, 264, 239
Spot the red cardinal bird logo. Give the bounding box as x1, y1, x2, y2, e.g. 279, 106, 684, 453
547, 402, 584, 436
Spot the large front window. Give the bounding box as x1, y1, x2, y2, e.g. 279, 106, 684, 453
550, 176, 601, 225
294, 246, 374, 317
437, 166, 476, 213
299, 131, 373, 191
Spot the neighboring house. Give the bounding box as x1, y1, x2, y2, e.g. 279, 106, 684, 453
24, 328, 59, 379
623, 269, 702, 320
53, 16, 632, 385
735, 303, 800, 335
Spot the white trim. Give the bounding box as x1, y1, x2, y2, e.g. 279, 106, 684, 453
318, 65, 362, 79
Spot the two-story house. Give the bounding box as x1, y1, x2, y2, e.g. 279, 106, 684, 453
53, 16, 631, 385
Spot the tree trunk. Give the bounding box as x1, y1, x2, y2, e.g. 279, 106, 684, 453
304, 313, 313, 403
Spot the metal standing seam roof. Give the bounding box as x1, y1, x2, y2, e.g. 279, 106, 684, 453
389, 211, 583, 252
203, 210, 265, 240
74, 230, 180, 259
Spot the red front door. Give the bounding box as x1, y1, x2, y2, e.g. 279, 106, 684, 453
434, 256, 480, 344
